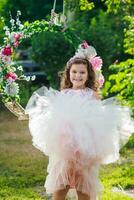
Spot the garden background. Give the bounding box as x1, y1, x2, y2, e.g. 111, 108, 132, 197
0, 0, 134, 199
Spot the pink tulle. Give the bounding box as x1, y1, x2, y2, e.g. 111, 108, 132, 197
45, 152, 102, 199
25, 86, 134, 200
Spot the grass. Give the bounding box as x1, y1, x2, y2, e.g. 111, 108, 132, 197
0, 109, 47, 200
100, 156, 134, 199
0, 108, 134, 200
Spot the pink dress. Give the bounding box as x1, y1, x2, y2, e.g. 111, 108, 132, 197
25, 86, 133, 200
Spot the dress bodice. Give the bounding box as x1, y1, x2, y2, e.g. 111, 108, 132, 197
61, 87, 94, 100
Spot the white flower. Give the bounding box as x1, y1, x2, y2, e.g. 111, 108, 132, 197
10, 19, 15, 26
19, 24, 24, 30
17, 10, 21, 16
6, 77, 14, 84
26, 76, 30, 81
7, 65, 12, 71
18, 66, 23, 71
16, 19, 21, 26
31, 75, 36, 81
1, 55, 11, 64
5, 31, 10, 36
3, 26, 9, 31
4, 82, 19, 96
12, 67, 16, 72
9, 32, 15, 42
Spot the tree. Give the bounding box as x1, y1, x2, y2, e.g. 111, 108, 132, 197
31, 31, 75, 88
64, 0, 95, 25
102, 0, 134, 109
0, 0, 63, 22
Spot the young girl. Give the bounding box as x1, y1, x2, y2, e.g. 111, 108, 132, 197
25, 41, 133, 200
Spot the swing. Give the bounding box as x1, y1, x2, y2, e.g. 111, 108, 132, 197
2, 0, 66, 120
50, 0, 66, 25
4, 101, 29, 120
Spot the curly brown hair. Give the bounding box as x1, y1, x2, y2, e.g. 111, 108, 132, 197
59, 57, 97, 91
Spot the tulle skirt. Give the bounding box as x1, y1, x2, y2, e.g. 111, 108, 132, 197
25, 86, 133, 199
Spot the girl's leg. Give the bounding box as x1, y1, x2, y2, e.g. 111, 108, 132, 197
77, 191, 90, 200
52, 186, 70, 200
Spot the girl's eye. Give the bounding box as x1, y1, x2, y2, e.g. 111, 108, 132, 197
80, 71, 85, 74
72, 70, 77, 73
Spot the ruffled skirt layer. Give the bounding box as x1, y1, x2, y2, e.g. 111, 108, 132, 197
25, 87, 133, 199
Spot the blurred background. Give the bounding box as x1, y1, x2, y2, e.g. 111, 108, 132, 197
0, 0, 134, 106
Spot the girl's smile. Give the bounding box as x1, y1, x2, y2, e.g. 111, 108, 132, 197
70, 64, 88, 89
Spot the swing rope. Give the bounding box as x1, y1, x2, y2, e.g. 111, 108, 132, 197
50, 0, 57, 25
50, 0, 66, 25
60, 0, 66, 25
53, 0, 57, 11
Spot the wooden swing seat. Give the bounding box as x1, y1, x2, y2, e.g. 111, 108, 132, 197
4, 101, 29, 120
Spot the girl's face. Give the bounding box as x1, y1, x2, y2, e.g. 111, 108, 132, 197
70, 63, 88, 89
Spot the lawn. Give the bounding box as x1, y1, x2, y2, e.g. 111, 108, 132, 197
0, 108, 133, 200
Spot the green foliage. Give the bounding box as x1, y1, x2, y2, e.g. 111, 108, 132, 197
72, 10, 124, 68
124, 16, 134, 55
64, 0, 95, 28
0, 0, 63, 22
0, 0, 7, 15
64, 0, 79, 11
31, 31, 75, 87
120, 133, 134, 155
19, 82, 35, 106
101, 163, 134, 189
88, 10, 124, 68
0, 0, 133, 104
0, 0, 7, 41
79, 0, 95, 11
102, 0, 134, 109
64, 0, 95, 12
0, 187, 45, 200
0, 17, 5, 43
103, 0, 134, 14
102, 189, 133, 200
23, 19, 80, 87
124, 134, 134, 148
103, 59, 134, 106
23, 20, 63, 37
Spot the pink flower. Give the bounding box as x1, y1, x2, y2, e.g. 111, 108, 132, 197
81, 41, 89, 49
90, 56, 103, 70
2, 55, 11, 64
98, 74, 105, 87
2, 47, 12, 56
13, 33, 21, 41
5, 72, 17, 81
13, 41, 19, 47
6, 77, 14, 84
12, 33, 22, 47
